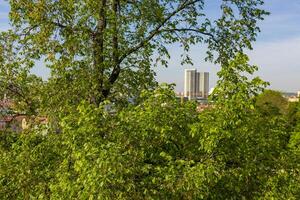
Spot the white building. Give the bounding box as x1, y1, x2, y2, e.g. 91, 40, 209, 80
184, 69, 209, 99
184, 69, 197, 99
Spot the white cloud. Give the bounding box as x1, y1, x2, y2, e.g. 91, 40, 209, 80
248, 37, 300, 92
155, 37, 300, 93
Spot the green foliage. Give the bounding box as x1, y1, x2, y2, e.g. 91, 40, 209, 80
287, 101, 300, 130
0, 130, 61, 199
2, 0, 300, 199
0, 0, 268, 117
256, 90, 289, 115
0, 31, 43, 116
1, 82, 298, 199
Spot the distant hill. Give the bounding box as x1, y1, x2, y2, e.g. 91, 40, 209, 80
281, 92, 297, 97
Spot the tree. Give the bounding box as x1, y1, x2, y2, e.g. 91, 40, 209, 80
2, 54, 298, 199
4, 0, 300, 199
286, 101, 300, 130
0, 0, 268, 118
256, 90, 289, 115
0, 130, 61, 199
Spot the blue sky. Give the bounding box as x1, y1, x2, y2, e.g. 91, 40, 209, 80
1, 0, 300, 92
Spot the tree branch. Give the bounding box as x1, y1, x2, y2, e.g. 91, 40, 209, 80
159, 28, 218, 43
102, 0, 120, 99
119, 0, 202, 64
0, 80, 36, 114
93, 0, 107, 104
50, 21, 94, 36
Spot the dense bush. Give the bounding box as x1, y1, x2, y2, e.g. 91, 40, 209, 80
1, 83, 300, 199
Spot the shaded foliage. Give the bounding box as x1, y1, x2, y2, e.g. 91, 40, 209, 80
256, 90, 289, 115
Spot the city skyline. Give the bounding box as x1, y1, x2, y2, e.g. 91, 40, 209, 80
1, 0, 300, 92
154, 0, 300, 93
184, 69, 209, 99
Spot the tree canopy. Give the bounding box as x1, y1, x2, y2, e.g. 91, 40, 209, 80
1, 0, 300, 199
256, 90, 289, 115
1, 0, 268, 116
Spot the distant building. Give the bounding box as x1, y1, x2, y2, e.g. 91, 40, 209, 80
282, 92, 297, 98
288, 97, 299, 102
0, 115, 27, 132
198, 72, 209, 98
184, 69, 197, 99
184, 69, 209, 99
288, 90, 300, 102
281, 91, 300, 103
0, 99, 47, 132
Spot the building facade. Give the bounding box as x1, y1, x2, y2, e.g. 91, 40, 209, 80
198, 72, 209, 98
184, 69, 197, 99
184, 69, 209, 99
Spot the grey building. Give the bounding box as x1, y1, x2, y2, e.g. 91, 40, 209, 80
198, 72, 209, 98
184, 69, 197, 99
184, 69, 209, 99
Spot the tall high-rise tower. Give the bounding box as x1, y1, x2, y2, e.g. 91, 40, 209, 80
198, 72, 209, 98
184, 69, 209, 99
184, 69, 197, 99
